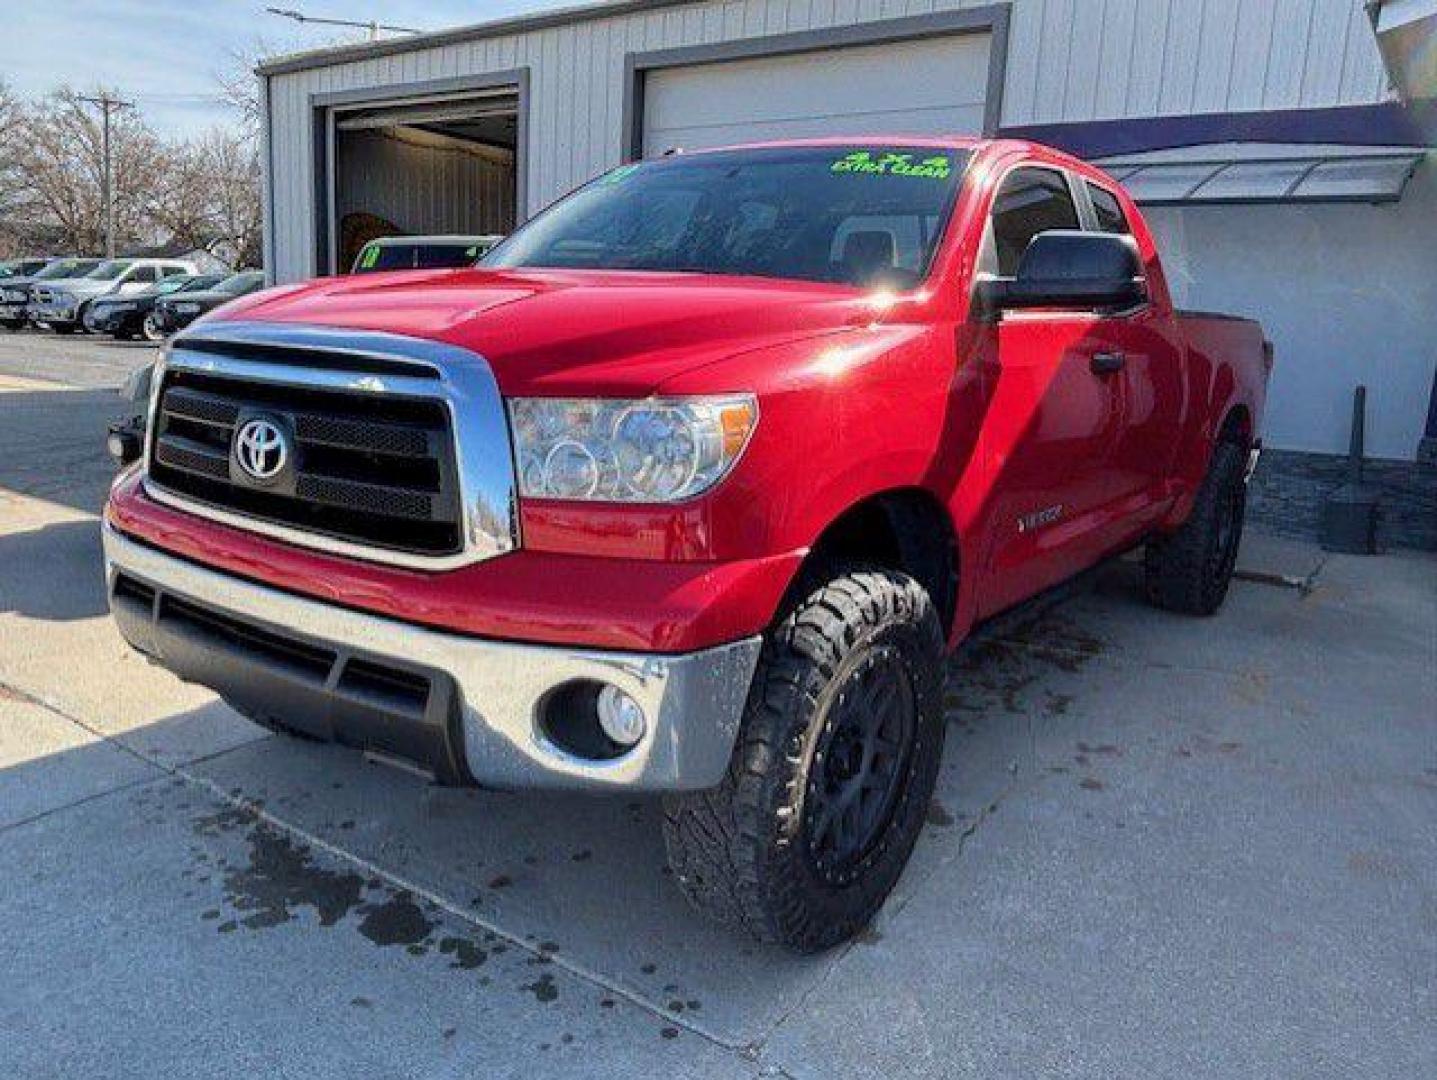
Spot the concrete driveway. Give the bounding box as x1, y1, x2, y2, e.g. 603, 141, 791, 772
2, 335, 1434, 1079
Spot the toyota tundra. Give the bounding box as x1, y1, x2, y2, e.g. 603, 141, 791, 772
104, 139, 1270, 951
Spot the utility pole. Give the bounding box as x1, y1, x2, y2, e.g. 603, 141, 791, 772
78, 93, 134, 258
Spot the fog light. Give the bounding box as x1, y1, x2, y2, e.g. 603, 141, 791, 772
596, 685, 646, 747
107, 426, 141, 465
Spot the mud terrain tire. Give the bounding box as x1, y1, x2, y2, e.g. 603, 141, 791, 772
1144, 441, 1247, 616
663, 566, 945, 952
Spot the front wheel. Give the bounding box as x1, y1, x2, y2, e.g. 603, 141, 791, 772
1143, 441, 1247, 616
663, 566, 946, 952
140, 313, 164, 343
52, 321, 76, 335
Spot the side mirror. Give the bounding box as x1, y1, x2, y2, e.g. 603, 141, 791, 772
975, 230, 1146, 317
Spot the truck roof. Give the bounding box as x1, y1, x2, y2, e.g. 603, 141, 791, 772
645, 136, 1093, 172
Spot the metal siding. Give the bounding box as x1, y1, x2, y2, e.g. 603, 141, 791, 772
267, 0, 1393, 282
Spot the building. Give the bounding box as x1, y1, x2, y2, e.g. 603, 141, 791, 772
257, 0, 1436, 548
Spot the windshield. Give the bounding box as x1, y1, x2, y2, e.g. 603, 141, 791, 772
36, 259, 100, 280
214, 272, 261, 294
84, 260, 134, 281
484, 146, 971, 288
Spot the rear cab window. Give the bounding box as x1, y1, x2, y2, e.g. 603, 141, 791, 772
988, 167, 1081, 276
1085, 181, 1132, 236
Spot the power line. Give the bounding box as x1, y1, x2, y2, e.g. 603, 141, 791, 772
78, 92, 134, 258
264, 7, 422, 40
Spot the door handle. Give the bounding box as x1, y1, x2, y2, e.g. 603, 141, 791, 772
1090, 351, 1125, 375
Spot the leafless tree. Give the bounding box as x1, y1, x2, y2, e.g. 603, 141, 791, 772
157, 128, 263, 267
0, 81, 34, 254
14, 86, 168, 254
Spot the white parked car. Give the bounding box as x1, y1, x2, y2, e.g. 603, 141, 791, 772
28, 258, 196, 334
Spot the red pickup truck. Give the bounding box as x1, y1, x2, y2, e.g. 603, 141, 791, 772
105, 138, 1269, 951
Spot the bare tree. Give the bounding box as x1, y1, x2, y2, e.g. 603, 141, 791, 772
214, 42, 267, 136
16, 86, 168, 254
0, 81, 33, 255
153, 129, 263, 267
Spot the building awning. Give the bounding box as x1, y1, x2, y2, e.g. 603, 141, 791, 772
1096, 142, 1428, 206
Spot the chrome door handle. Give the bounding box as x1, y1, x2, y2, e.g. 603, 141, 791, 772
1090, 351, 1125, 375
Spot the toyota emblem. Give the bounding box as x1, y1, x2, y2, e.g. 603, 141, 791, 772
234, 417, 289, 482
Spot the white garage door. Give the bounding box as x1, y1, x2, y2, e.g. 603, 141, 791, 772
641, 33, 992, 156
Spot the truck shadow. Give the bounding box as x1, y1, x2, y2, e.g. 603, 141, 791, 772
0, 387, 126, 516
0, 518, 107, 621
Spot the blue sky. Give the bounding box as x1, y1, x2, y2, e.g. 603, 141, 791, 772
5, 0, 573, 137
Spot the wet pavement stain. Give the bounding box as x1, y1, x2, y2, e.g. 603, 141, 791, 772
357, 892, 434, 948
438, 936, 488, 969
948, 611, 1107, 718
524, 972, 559, 1003
926, 800, 956, 827
185, 802, 545, 1002
199, 807, 366, 931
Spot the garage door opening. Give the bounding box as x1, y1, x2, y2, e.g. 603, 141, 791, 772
324, 85, 523, 273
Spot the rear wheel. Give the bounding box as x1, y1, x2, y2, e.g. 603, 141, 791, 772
663, 566, 945, 952
52, 321, 76, 335
1143, 441, 1247, 616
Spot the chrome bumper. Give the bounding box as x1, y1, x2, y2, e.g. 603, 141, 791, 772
103, 524, 761, 791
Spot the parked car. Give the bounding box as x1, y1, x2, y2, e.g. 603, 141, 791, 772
0, 257, 52, 280
150, 271, 266, 336
29, 258, 196, 333
0, 257, 102, 331
350, 235, 504, 273
86, 273, 227, 341
104, 139, 1271, 952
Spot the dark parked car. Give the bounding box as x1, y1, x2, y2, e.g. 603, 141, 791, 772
0, 257, 52, 280
86, 273, 226, 341
151, 271, 266, 335
350, 235, 503, 273
0, 257, 102, 331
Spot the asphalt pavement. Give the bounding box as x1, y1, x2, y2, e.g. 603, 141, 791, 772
1, 331, 1434, 1079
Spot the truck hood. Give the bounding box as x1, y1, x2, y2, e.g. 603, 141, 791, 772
209, 268, 884, 395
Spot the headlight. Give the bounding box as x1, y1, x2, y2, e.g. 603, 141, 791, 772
507, 396, 757, 503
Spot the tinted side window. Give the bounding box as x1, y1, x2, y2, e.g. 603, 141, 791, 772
1086, 182, 1131, 235
991, 168, 1080, 275
128, 266, 159, 283
413, 244, 482, 269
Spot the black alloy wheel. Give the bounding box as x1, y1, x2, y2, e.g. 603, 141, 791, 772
803, 646, 916, 886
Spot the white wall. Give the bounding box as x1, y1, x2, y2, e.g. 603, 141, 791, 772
1147, 158, 1436, 460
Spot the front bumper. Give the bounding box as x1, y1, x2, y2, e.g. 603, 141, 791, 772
153, 306, 195, 333
87, 306, 132, 333
103, 523, 761, 791
0, 302, 26, 323
29, 298, 79, 324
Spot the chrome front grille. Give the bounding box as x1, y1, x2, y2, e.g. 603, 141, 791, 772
143, 321, 520, 569
150, 372, 461, 555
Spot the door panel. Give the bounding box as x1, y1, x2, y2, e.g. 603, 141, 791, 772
1090, 305, 1187, 536
975, 312, 1125, 616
